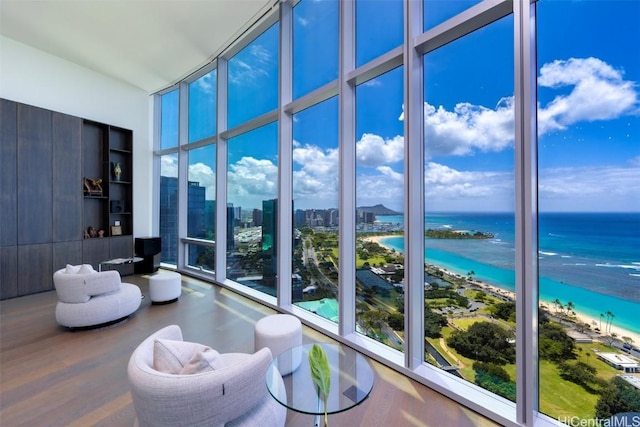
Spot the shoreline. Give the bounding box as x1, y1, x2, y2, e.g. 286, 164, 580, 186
362, 234, 640, 345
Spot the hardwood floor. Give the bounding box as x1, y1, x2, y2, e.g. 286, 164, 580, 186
0, 271, 499, 427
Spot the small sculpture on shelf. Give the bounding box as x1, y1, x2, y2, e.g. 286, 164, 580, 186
83, 177, 103, 196
111, 162, 122, 181
98, 229, 105, 238
85, 226, 97, 239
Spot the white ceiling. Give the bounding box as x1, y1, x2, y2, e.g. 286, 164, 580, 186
0, 0, 274, 93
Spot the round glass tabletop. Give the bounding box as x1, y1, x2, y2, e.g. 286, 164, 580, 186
265, 342, 374, 416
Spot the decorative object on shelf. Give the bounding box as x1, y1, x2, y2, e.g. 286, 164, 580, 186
111, 225, 123, 236
84, 228, 90, 239
87, 226, 97, 238
110, 200, 124, 213
83, 177, 103, 196
98, 229, 105, 238
111, 162, 122, 181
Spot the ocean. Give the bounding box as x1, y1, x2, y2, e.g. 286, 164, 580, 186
376, 212, 640, 335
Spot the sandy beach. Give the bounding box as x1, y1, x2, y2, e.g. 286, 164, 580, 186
361, 234, 640, 346
478, 281, 640, 345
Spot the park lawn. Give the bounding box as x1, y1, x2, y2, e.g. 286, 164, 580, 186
463, 288, 503, 305
449, 315, 512, 332
333, 247, 389, 269
538, 359, 598, 420
436, 327, 477, 382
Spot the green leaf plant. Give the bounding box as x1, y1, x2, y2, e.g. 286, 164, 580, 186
308, 344, 331, 427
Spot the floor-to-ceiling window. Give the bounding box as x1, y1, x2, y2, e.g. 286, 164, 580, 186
423, 13, 517, 402
153, 1, 639, 425
536, 0, 640, 422
226, 123, 279, 295
292, 98, 340, 319
355, 67, 405, 349
159, 89, 180, 265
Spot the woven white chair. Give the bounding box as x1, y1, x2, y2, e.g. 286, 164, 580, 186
127, 324, 287, 427
53, 265, 141, 328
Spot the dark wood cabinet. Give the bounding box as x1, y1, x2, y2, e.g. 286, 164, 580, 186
0, 99, 18, 248
53, 112, 83, 242
17, 104, 53, 245
0, 99, 134, 300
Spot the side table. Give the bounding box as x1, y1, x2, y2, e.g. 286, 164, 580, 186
265, 342, 374, 426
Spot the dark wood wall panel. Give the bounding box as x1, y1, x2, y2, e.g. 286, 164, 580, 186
18, 244, 53, 295
0, 247, 18, 299
0, 99, 18, 247
53, 241, 83, 273
82, 238, 110, 271
17, 104, 53, 245
53, 113, 82, 242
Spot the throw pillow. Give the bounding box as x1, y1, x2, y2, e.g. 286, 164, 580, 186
153, 339, 220, 375
65, 264, 81, 274
78, 264, 96, 274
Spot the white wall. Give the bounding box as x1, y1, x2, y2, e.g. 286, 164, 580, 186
1, 35, 153, 238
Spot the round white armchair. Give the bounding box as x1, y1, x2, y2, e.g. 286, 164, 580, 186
53, 264, 141, 328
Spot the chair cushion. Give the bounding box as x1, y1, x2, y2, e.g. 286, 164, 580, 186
153, 339, 220, 374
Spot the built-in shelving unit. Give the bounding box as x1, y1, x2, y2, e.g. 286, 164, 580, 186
0, 99, 135, 300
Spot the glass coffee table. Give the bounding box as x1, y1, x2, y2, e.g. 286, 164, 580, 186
265, 342, 374, 427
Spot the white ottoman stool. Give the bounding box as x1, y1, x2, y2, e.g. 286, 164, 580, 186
149, 272, 181, 304
255, 314, 302, 375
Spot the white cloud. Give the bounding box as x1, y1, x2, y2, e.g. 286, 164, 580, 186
189, 162, 216, 199
539, 165, 640, 211
425, 162, 513, 202
228, 44, 273, 86
356, 173, 404, 211
227, 156, 278, 208
292, 142, 339, 208
161, 155, 178, 178
423, 97, 514, 157
538, 57, 639, 134
356, 133, 404, 167
376, 166, 403, 183
419, 57, 638, 158
193, 71, 215, 94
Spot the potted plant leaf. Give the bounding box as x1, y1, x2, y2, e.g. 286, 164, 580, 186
308, 344, 331, 427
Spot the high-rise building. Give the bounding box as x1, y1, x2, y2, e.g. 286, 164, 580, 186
159, 176, 178, 264
261, 199, 277, 287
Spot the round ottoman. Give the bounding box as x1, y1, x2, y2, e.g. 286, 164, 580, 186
255, 314, 302, 375
149, 272, 181, 304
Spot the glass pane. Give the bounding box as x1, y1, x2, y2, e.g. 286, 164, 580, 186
292, 97, 339, 322
159, 153, 179, 265
293, 0, 339, 99
226, 123, 279, 296
189, 69, 217, 142
160, 90, 179, 149
187, 144, 216, 271
356, 0, 403, 68
537, 0, 640, 422
424, 17, 516, 401
228, 24, 279, 129
424, 0, 482, 31
355, 67, 404, 349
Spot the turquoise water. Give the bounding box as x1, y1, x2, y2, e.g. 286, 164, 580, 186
375, 212, 640, 335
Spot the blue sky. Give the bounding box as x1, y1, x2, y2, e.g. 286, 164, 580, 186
165, 0, 639, 213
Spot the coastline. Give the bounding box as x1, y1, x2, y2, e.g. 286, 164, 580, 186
362, 234, 640, 345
